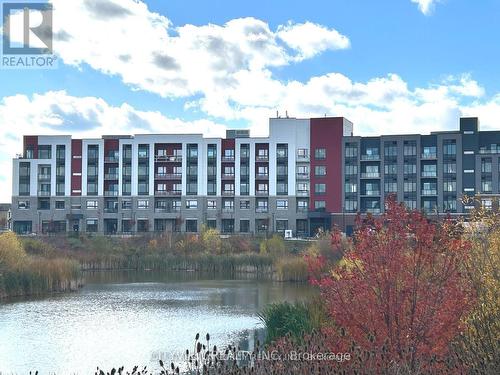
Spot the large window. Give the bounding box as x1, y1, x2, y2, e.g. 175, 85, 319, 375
314, 148, 326, 160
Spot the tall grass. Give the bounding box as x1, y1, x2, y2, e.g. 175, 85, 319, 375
274, 257, 309, 281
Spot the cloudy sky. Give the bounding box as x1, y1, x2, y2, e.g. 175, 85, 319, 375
0, 0, 500, 202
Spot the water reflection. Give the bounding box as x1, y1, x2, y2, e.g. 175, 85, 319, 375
0, 271, 314, 374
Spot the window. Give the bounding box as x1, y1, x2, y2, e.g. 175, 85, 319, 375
315, 166, 326, 176
297, 148, 308, 159
384, 143, 397, 157
122, 200, 132, 209
443, 140, 456, 155
297, 200, 308, 211
223, 149, 234, 159
55, 201, 65, 209
240, 144, 250, 158
240, 183, 249, 195
38, 145, 52, 159
444, 163, 456, 174
138, 145, 149, 158
137, 199, 149, 209
315, 183, 326, 194
256, 199, 268, 212
240, 199, 250, 209
345, 182, 357, 193
443, 181, 456, 192
71, 203, 82, 210
481, 199, 493, 210
314, 200, 326, 211
277, 165, 287, 176
206, 219, 217, 229
482, 180, 493, 193
207, 145, 217, 159
257, 183, 268, 193
345, 144, 358, 158
481, 159, 492, 173
223, 183, 235, 193
314, 148, 326, 160
422, 164, 437, 177
384, 182, 397, 193
297, 182, 309, 194
18, 200, 30, 209
86, 219, 98, 233
86, 200, 98, 209
257, 166, 268, 176
422, 146, 437, 158
276, 219, 288, 233
186, 219, 198, 232
345, 200, 357, 212
345, 165, 357, 175
240, 220, 250, 233
443, 198, 457, 212
186, 200, 198, 209
384, 164, 397, 175
87, 183, 98, 196
224, 166, 235, 176
276, 183, 288, 195
207, 200, 217, 210
403, 181, 416, 193
404, 199, 417, 210
276, 199, 288, 210
138, 182, 149, 195
223, 199, 234, 211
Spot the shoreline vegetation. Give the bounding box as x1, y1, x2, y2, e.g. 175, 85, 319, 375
1, 227, 313, 298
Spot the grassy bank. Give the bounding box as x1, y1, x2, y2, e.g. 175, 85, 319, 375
0, 232, 82, 299
24, 229, 312, 281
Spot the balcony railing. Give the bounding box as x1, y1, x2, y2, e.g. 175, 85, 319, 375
256, 173, 269, 179
104, 156, 119, 163
104, 208, 118, 213
37, 191, 50, 197
365, 208, 381, 214
296, 190, 309, 197
155, 207, 181, 213
155, 191, 181, 196
421, 171, 437, 178
256, 155, 269, 162
104, 173, 118, 180
255, 207, 268, 213
360, 154, 380, 161
155, 155, 182, 162
38, 174, 51, 181
296, 153, 309, 162
104, 191, 119, 196
362, 191, 380, 196
296, 207, 309, 213
421, 153, 437, 159
222, 207, 235, 213
222, 190, 235, 196
361, 172, 380, 178
296, 172, 309, 180
421, 190, 437, 196
222, 173, 235, 179
221, 156, 235, 162
256, 190, 268, 196
155, 173, 182, 179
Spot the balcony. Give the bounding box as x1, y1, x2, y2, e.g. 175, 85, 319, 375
104, 173, 119, 180
104, 191, 119, 196
296, 207, 309, 213
256, 155, 269, 162
421, 171, 437, 178
362, 191, 380, 196
421, 190, 437, 196
155, 207, 181, 213
104, 156, 119, 163
255, 207, 268, 213
222, 190, 235, 196
296, 190, 309, 197
421, 153, 437, 159
155, 190, 181, 196
155, 155, 182, 162
37, 191, 50, 197
256, 173, 269, 180
296, 153, 309, 162
365, 208, 381, 214
296, 172, 309, 180
222, 173, 235, 180
256, 190, 269, 196
277, 155, 288, 163
360, 155, 380, 161
38, 174, 51, 181
361, 172, 380, 179
104, 208, 118, 213
155, 173, 182, 180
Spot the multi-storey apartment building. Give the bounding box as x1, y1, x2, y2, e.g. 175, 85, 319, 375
10, 116, 500, 236
11, 117, 352, 236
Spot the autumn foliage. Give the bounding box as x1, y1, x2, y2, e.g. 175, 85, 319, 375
308, 197, 475, 372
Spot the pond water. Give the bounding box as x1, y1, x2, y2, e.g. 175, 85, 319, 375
0, 271, 314, 374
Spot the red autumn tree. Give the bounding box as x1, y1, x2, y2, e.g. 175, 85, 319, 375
309, 197, 475, 372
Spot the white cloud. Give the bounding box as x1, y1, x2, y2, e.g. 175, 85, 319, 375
411, 0, 440, 15
277, 21, 350, 60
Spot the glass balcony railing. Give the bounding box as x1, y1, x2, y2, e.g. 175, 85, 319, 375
361, 172, 380, 178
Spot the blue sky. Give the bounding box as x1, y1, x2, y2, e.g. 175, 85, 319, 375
0, 0, 499, 201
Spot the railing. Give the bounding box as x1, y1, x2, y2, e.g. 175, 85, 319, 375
104, 173, 118, 180
255, 207, 268, 213
360, 155, 380, 161
155, 173, 182, 179
361, 172, 380, 178
154, 155, 182, 162
256, 155, 269, 162
154, 207, 181, 213
256, 190, 268, 196
38, 174, 51, 181
104, 208, 118, 213
221, 156, 235, 162
256, 174, 269, 179
155, 191, 181, 196
365, 208, 381, 214
222, 207, 235, 213
104, 191, 119, 196
221, 173, 235, 179
296, 207, 309, 213
296, 154, 309, 162
421, 190, 437, 196
363, 191, 380, 196
296, 173, 309, 180
421, 153, 437, 159
479, 148, 500, 154
296, 190, 309, 197
104, 156, 119, 163
421, 171, 437, 177
222, 190, 235, 196
37, 191, 50, 197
